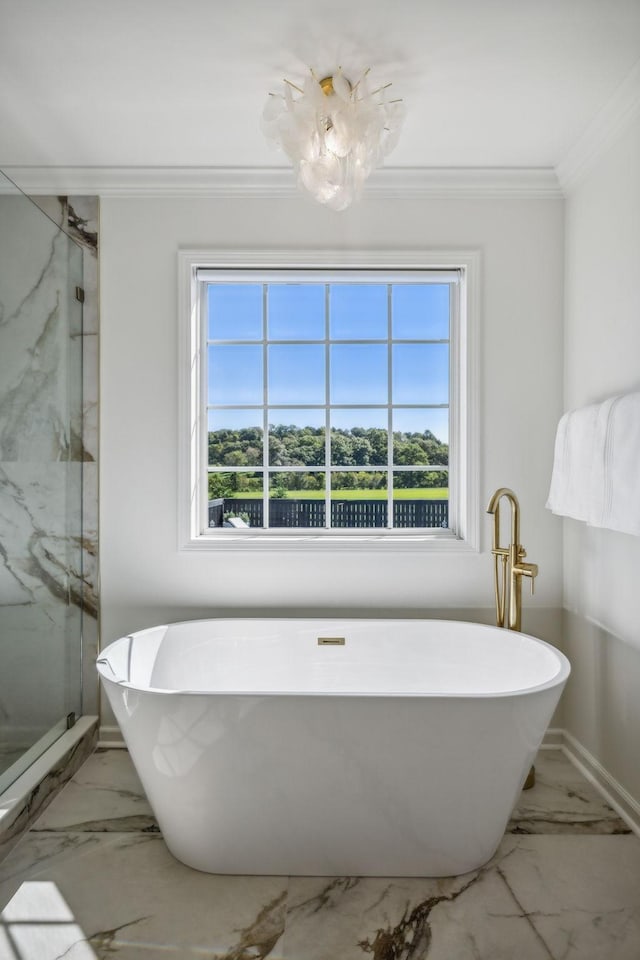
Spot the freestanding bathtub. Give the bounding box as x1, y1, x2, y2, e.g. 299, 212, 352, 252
97, 618, 570, 877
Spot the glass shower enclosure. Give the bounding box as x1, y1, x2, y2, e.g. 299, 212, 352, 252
0, 169, 84, 793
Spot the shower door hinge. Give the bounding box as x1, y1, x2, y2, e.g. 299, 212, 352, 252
75, 286, 85, 303
66, 712, 77, 730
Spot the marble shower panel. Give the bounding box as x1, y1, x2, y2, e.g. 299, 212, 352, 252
0, 190, 99, 760
31, 197, 99, 619
62, 196, 99, 716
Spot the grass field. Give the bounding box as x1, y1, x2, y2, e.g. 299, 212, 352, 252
225, 488, 449, 500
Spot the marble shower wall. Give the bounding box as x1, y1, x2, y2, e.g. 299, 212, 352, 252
0, 191, 99, 751
35, 196, 100, 718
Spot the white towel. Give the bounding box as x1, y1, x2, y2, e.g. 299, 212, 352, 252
546, 401, 601, 523
547, 391, 640, 536
582, 395, 618, 527
600, 392, 640, 536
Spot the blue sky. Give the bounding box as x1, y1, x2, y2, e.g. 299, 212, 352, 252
207, 282, 450, 443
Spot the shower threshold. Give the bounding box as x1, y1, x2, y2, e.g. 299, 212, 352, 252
0, 715, 98, 863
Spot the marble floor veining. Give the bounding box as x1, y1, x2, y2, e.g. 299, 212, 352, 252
0, 748, 639, 959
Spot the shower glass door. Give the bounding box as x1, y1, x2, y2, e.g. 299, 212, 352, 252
0, 169, 84, 793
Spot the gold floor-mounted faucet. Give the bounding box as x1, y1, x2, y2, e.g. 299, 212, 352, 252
486, 487, 538, 632
487, 487, 539, 790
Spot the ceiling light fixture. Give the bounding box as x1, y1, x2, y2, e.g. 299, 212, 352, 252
262, 67, 404, 211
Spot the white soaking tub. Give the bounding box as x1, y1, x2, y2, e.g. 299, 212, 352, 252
97, 618, 570, 877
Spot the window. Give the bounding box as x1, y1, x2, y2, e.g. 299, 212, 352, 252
179, 251, 479, 550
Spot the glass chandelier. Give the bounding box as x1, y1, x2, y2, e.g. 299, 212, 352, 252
262, 67, 404, 211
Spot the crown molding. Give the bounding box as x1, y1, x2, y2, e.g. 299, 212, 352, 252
556, 60, 640, 194
0, 165, 563, 200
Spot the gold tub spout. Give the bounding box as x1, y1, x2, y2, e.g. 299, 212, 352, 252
486, 487, 538, 633
487, 487, 539, 790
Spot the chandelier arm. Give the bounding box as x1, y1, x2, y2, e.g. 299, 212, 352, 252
283, 78, 304, 95
368, 82, 393, 97
350, 67, 371, 95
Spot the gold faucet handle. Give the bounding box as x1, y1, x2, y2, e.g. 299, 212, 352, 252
518, 561, 538, 595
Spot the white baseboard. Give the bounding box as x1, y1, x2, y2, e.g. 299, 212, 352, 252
540, 727, 564, 748
543, 728, 640, 839
99, 725, 571, 751
98, 724, 125, 747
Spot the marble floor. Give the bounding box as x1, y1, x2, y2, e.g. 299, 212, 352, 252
0, 748, 639, 959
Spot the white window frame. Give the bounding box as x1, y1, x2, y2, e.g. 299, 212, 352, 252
178, 249, 480, 552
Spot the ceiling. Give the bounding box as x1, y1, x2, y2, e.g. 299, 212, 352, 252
1, 0, 639, 178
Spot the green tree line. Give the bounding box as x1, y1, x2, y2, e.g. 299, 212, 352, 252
208, 425, 448, 498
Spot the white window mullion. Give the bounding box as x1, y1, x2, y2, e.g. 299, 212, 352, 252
324, 283, 331, 529
447, 277, 459, 535
200, 282, 209, 533
387, 283, 394, 529
262, 283, 270, 528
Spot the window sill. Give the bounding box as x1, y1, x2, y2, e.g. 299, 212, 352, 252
180, 530, 479, 553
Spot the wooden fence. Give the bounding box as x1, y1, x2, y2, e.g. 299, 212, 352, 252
209, 498, 448, 529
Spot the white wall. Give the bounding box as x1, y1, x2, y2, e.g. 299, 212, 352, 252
563, 115, 640, 802
99, 195, 564, 681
